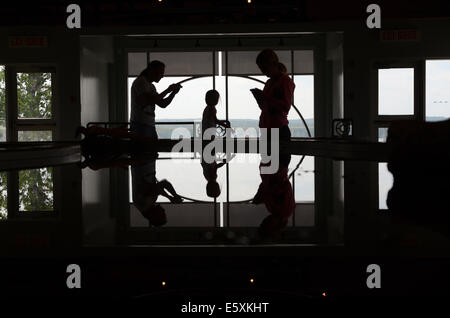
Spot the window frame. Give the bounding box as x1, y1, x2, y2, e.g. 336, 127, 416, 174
1, 64, 60, 220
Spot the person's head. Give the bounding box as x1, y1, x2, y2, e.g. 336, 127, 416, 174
140, 60, 165, 83
142, 204, 167, 227
205, 89, 220, 106
206, 181, 221, 198
256, 49, 282, 78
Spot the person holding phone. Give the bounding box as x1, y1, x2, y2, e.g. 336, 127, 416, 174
251, 49, 295, 141
130, 60, 182, 139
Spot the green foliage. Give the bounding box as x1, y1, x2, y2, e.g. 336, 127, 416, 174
17, 72, 52, 118
19, 168, 53, 211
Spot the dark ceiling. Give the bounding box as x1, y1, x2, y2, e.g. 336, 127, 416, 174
0, 0, 448, 27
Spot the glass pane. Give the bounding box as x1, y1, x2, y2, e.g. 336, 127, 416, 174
378, 127, 388, 142
228, 75, 265, 136
0, 65, 5, 141
128, 52, 147, 76
128, 76, 217, 138
19, 168, 53, 211
292, 75, 314, 137
0, 172, 6, 219
228, 153, 262, 202
17, 72, 52, 119
18, 130, 52, 142
292, 156, 315, 202
378, 68, 414, 115
227, 51, 291, 75
379, 163, 393, 209
293, 50, 314, 74
426, 60, 450, 121
149, 52, 214, 76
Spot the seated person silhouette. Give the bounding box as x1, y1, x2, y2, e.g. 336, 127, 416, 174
131, 158, 183, 227
252, 154, 294, 239
201, 158, 226, 198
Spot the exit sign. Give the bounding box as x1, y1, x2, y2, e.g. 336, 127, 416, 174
380, 30, 419, 42
9, 36, 48, 48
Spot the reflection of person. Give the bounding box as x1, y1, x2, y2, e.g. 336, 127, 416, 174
201, 90, 230, 139
201, 158, 226, 198
131, 159, 183, 226
252, 154, 294, 238
130, 60, 182, 139
251, 49, 295, 141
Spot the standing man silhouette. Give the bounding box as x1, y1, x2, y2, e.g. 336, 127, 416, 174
130, 60, 182, 139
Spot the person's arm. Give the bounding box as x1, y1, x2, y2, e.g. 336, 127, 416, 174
216, 162, 226, 169
157, 84, 182, 108
158, 179, 183, 202
136, 83, 181, 109
251, 89, 264, 109
218, 119, 231, 128
264, 80, 295, 114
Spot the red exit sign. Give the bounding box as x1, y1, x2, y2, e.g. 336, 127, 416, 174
380, 30, 419, 42
9, 36, 48, 48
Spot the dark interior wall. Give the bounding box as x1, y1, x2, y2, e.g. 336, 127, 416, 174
343, 19, 450, 140
341, 19, 450, 244
0, 29, 82, 248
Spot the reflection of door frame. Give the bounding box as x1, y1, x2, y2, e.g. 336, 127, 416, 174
3, 64, 60, 218
370, 60, 425, 137
370, 60, 425, 212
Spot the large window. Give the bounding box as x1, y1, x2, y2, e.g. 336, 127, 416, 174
127, 50, 314, 138
378, 68, 414, 116
127, 49, 316, 228
426, 60, 450, 121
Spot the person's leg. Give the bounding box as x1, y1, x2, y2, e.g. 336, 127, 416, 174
132, 122, 158, 139
280, 125, 291, 141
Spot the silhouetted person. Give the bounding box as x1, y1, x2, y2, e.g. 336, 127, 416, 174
386, 119, 450, 240
201, 158, 226, 198
252, 154, 294, 239
131, 158, 183, 227
250, 49, 295, 141
202, 89, 230, 139
130, 60, 182, 139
